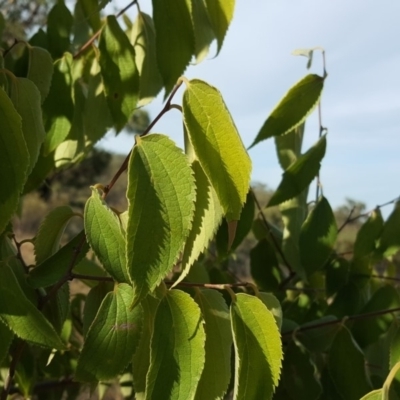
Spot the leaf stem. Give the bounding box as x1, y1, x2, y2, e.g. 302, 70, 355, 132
103, 80, 183, 198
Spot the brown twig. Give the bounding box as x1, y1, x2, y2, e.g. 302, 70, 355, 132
339, 196, 399, 232
103, 80, 183, 198
282, 306, 400, 337
1, 341, 26, 400
73, 0, 138, 60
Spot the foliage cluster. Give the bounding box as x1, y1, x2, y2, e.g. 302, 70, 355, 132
1, 1, 400, 399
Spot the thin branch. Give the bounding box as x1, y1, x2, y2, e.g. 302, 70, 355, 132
283, 306, 400, 338
339, 196, 400, 232
337, 205, 356, 233
1, 341, 26, 400
103, 80, 183, 198
164, 280, 253, 290
250, 188, 296, 287
71, 273, 113, 282
73, 0, 138, 60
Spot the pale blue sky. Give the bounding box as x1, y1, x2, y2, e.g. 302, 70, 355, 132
99, 0, 400, 214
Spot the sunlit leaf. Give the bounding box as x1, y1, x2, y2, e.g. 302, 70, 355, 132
258, 292, 282, 330
191, 0, 215, 63
145, 289, 205, 399
268, 135, 326, 207
275, 124, 305, 170
99, 16, 139, 131
76, 283, 142, 382
152, 0, 194, 94
85, 188, 130, 283
183, 79, 251, 220
83, 58, 113, 145
0, 87, 29, 235
130, 12, 163, 105
250, 74, 324, 148
194, 289, 232, 400
42, 53, 74, 155
132, 292, 162, 399
231, 293, 283, 400
0, 262, 65, 349
80, 0, 102, 32
126, 134, 196, 305
173, 161, 223, 287
204, 0, 235, 53
300, 196, 337, 276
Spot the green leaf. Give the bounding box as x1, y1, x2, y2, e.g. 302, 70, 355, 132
183, 79, 252, 220
328, 326, 371, 399
275, 123, 305, 170
191, 0, 215, 63
152, 0, 194, 94
83, 58, 113, 145
268, 135, 327, 207
360, 389, 384, 400
173, 161, 223, 287
250, 74, 324, 148
258, 292, 282, 331
250, 239, 280, 292
378, 201, 400, 258
80, 0, 102, 32
204, 0, 235, 53
0, 321, 14, 365
10, 77, 46, 175
280, 342, 322, 399
99, 15, 139, 131
42, 282, 69, 333
326, 257, 349, 297
299, 196, 337, 276
132, 292, 162, 399
27, 46, 54, 102
354, 208, 384, 260
42, 53, 74, 155
130, 12, 163, 105
126, 134, 196, 305
84, 188, 130, 283
28, 230, 89, 288
296, 315, 341, 353
76, 283, 143, 382
231, 293, 283, 400
194, 289, 232, 400
73, 258, 109, 288
0, 262, 65, 349
47, 0, 73, 59
279, 190, 308, 277
0, 86, 29, 235
82, 282, 113, 336
216, 191, 255, 256
352, 285, 400, 348
145, 289, 205, 399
